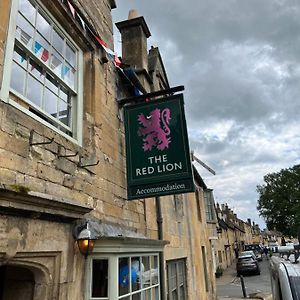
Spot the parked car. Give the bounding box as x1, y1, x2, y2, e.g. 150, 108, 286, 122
236, 254, 260, 276
239, 250, 257, 261
244, 244, 263, 261
270, 254, 300, 300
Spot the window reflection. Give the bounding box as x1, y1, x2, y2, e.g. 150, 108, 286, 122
36, 11, 51, 40
29, 58, 44, 79
50, 51, 63, 76
10, 0, 78, 136
11, 61, 26, 94
44, 88, 57, 117
52, 28, 64, 55
19, 0, 35, 25
63, 62, 75, 88
16, 14, 34, 48
58, 100, 70, 126
66, 43, 76, 67
119, 257, 130, 296
27, 75, 42, 106
45, 74, 59, 94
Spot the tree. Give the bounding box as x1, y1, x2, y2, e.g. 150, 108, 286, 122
257, 164, 300, 237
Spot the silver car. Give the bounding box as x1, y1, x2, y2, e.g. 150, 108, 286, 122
236, 254, 260, 276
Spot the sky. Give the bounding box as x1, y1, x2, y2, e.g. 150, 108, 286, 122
112, 1, 300, 229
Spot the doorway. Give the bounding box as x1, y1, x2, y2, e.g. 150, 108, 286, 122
0, 265, 35, 300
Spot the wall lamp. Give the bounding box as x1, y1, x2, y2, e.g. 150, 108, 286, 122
77, 223, 95, 258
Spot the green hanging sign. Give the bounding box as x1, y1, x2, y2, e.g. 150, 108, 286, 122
124, 94, 194, 200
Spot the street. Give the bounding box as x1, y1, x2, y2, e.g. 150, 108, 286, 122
217, 258, 272, 298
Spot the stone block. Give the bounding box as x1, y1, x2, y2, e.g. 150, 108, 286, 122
0, 130, 29, 158
0, 168, 16, 185
1, 114, 16, 135
0, 149, 36, 176
37, 163, 64, 184
55, 157, 77, 175
102, 201, 123, 218
15, 124, 31, 139
45, 181, 73, 199
63, 175, 76, 188
24, 175, 46, 193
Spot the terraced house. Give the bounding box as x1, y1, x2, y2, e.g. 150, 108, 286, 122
0, 0, 217, 299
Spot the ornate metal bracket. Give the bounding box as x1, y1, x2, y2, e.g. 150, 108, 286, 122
29, 130, 54, 146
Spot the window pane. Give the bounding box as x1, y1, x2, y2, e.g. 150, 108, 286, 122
131, 257, 141, 292
150, 256, 159, 285
132, 292, 141, 300
26, 74, 42, 106
179, 286, 184, 299
35, 33, 50, 56
44, 88, 57, 117
16, 14, 34, 48
29, 58, 44, 80
18, 0, 35, 25
141, 256, 150, 287
58, 100, 70, 126
10, 61, 26, 94
52, 28, 64, 55
119, 257, 130, 296
62, 62, 75, 88
13, 46, 27, 68
171, 290, 178, 300
45, 74, 58, 94
36, 11, 51, 40
178, 262, 184, 284
50, 51, 63, 77
92, 259, 108, 298
152, 287, 159, 300
66, 43, 76, 67
142, 289, 151, 300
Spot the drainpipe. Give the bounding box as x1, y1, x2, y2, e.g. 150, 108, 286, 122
155, 196, 166, 299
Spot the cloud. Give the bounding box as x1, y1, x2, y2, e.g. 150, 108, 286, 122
113, 0, 300, 228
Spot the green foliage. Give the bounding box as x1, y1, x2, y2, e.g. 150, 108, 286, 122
257, 164, 300, 236
10, 184, 30, 194
215, 265, 223, 277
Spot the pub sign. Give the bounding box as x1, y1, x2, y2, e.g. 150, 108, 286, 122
124, 94, 194, 200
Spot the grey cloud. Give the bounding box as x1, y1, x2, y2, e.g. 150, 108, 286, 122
113, 0, 300, 228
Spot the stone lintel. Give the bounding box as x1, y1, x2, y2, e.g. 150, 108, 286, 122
0, 186, 93, 223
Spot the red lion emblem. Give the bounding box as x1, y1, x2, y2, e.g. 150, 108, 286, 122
137, 108, 171, 151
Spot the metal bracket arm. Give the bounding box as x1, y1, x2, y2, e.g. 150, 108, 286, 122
29, 130, 54, 146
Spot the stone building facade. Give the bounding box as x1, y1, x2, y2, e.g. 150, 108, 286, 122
0, 0, 217, 299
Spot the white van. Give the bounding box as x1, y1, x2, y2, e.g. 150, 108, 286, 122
270, 254, 300, 300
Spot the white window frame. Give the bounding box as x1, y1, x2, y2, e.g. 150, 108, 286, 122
0, 0, 83, 145
204, 189, 217, 223
166, 258, 188, 300
87, 253, 161, 300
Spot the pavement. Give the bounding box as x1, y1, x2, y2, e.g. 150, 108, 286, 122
216, 260, 272, 300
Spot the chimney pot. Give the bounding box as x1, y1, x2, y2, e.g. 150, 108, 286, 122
128, 9, 139, 20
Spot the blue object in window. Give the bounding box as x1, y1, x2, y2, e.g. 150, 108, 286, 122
119, 261, 139, 288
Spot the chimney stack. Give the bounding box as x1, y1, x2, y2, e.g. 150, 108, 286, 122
116, 10, 151, 72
